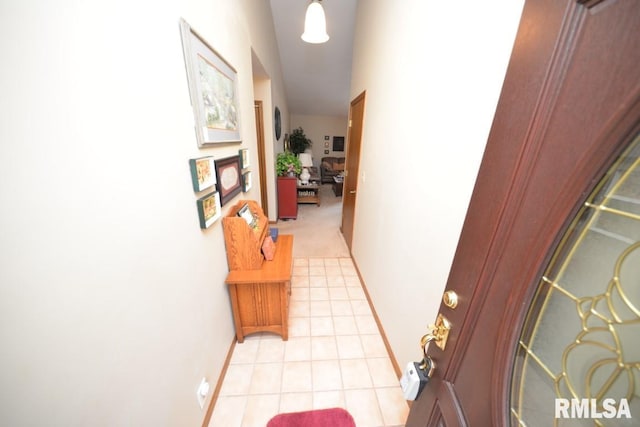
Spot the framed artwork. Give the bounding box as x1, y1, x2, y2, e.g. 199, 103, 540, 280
324, 135, 330, 140
242, 171, 252, 192
196, 191, 221, 229
324, 150, 330, 154
333, 136, 345, 152
324, 141, 329, 148
215, 155, 242, 206
239, 148, 250, 169
189, 156, 216, 192
180, 18, 241, 146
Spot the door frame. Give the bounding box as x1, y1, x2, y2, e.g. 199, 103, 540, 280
341, 91, 365, 251
254, 101, 269, 217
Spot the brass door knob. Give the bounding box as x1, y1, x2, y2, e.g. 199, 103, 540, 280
443, 290, 459, 309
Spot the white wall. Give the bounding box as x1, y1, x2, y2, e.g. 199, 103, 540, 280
349, 0, 524, 367
291, 115, 349, 167
253, 76, 280, 220
244, 3, 290, 222
0, 0, 285, 425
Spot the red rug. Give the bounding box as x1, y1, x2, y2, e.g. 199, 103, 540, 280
267, 407, 356, 427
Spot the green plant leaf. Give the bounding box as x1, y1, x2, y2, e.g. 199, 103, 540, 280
288, 127, 312, 155
276, 151, 302, 176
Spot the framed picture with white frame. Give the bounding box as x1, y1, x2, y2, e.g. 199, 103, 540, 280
189, 156, 216, 192
196, 191, 221, 229
239, 148, 250, 169
180, 18, 241, 146
242, 171, 252, 192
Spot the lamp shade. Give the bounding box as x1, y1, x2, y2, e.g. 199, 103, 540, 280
298, 153, 313, 167
301, 1, 329, 44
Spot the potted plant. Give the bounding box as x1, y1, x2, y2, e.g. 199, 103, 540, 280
276, 151, 302, 176
288, 127, 312, 155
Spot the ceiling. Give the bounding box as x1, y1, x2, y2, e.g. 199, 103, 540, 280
269, 0, 358, 117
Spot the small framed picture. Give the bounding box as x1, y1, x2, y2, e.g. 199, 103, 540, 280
324, 141, 329, 148
239, 148, 250, 169
333, 136, 345, 152
196, 191, 221, 229
324, 149, 330, 154
189, 156, 216, 192
215, 155, 242, 206
237, 202, 257, 228
242, 171, 252, 192
324, 135, 330, 140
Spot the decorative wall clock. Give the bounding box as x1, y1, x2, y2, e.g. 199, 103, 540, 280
274, 107, 282, 141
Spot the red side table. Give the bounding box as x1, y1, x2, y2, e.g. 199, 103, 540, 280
277, 176, 298, 219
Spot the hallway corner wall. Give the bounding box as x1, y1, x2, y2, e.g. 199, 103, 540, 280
347, 0, 525, 367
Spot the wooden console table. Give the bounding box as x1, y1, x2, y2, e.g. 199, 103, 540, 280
225, 235, 293, 342
222, 200, 293, 342
297, 183, 320, 206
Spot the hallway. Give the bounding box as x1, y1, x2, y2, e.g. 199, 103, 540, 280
209, 186, 409, 426
274, 184, 351, 258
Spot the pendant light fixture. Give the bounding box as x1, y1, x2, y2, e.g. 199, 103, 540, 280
301, 0, 329, 44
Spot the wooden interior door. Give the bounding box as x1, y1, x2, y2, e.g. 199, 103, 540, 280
406, 0, 640, 425
341, 91, 365, 251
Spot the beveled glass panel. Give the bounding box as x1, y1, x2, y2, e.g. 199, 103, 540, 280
556, 228, 631, 297
510, 134, 640, 426
528, 288, 582, 374
517, 354, 557, 426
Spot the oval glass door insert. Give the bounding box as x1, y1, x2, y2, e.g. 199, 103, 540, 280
510, 135, 640, 426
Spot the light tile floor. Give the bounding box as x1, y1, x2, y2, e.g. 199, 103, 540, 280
209, 257, 409, 427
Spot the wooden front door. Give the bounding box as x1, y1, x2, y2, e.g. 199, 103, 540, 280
406, 0, 640, 425
341, 91, 365, 251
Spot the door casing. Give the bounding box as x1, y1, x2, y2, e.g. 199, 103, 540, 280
341, 91, 365, 251
254, 101, 269, 217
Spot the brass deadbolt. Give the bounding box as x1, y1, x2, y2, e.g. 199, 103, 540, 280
443, 290, 459, 309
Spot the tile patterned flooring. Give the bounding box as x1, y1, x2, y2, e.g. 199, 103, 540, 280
209, 257, 409, 427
